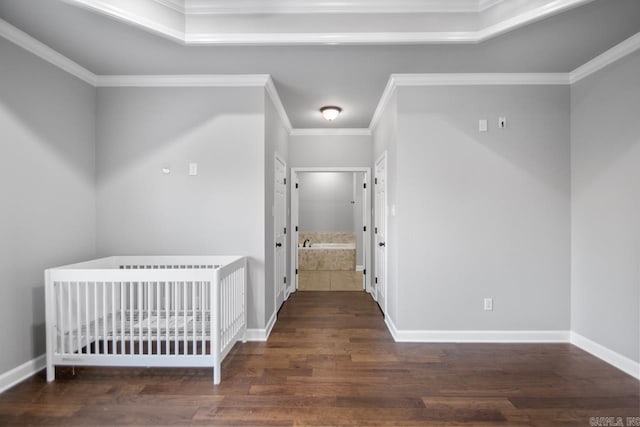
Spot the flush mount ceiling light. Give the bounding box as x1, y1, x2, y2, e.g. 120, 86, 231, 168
320, 106, 342, 121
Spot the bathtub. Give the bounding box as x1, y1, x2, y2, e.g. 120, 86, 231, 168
298, 243, 356, 270
299, 243, 355, 250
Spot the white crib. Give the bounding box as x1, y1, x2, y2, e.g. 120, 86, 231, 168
44, 255, 247, 385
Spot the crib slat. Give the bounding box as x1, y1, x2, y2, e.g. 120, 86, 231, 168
75, 282, 81, 354
165, 281, 169, 355
137, 281, 142, 355
121, 282, 125, 355
173, 281, 177, 355
183, 281, 187, 354
201, 282, 205, 355
191, 281, 196, 355
62, 282, 68, 355
156, 281, 161, 356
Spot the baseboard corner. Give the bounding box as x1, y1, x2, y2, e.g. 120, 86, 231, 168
570, 331, 640, 379
0, 354, 46, 394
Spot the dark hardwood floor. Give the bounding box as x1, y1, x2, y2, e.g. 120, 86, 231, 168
1, 291, 638, 426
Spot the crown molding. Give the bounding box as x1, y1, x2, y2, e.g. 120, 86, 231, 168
369, 73, 570, 129
290, 128, 372, 136
369, 76, 398, 131
62, 0, 595, 45
393, 73, 570, 86
153, 0, 185, 13
570, 32, 640, 84
265, 76, 293, 133
0, 18, 97, 85
61, 0, 184, 44
184, 31, 480, 45
477, 0, 504, 11
476, 0, 595, 43
184, 0, 484, 15
95, 74, 270, 87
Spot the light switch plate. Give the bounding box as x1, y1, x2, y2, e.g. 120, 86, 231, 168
189, 163, 198, 176
498, 117, 507, 129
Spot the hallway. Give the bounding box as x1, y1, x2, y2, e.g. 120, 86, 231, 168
1, 291, 638, 425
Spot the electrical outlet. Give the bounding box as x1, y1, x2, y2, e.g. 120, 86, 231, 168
479, 119, 488, 132
484, 298, 493, 311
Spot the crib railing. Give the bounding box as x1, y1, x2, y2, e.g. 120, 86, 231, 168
45, 256, 247, 384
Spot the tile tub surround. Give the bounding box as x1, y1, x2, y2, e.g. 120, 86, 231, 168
298, 232, 357, 271
298, 232, 356, 245
298, 247, 356, 270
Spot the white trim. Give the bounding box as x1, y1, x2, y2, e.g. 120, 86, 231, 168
0, 19, 97, 85
393, 73, 570, 86
95, 74, 270, 87
0, 355, 46, 394
570, 332, 640, 380
478, 0, 504, 11
184, 31, 479, 45
245, 311, 277, 342
153, 0, 186, 13
570, 32, 640, 84
265, 76, 293, 133
475, 0, 595, 43
59, 0, 597, 45
369, 76, 397, 130
290, 128, 371, 136
385, 322, 570, 343
185, 0, 485, 15
385, 315, 400, 340
61, 0, 185, 44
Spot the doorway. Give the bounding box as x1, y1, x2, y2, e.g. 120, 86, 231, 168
290, 167, 371, 295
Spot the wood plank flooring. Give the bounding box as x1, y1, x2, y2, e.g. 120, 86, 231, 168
1, 291, 638, 426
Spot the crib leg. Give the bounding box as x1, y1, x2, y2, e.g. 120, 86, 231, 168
213, 362, 221, 385
46, 361, 55, 382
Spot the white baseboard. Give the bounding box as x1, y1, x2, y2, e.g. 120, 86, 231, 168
244, 311, 277, 342
570, 332, 640, 379
385, 317, 569, 343
356, 265, 364, 272
0, 354, 46, 394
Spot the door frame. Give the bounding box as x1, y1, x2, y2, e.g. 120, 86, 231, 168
290, 167, 371, 295
274, 153, 287, 313
374, 151, 388, 315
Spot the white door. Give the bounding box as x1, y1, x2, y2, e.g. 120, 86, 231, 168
361, 174, 368, 291
274, 155, 287, 311
374, 153, 387, 313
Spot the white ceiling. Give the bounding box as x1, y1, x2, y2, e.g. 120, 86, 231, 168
1, 0, 639, 128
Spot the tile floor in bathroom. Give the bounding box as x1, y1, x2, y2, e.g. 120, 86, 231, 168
297, 270, 364, 291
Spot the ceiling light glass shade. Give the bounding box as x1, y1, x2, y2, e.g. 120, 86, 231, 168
320, 106, 342, 121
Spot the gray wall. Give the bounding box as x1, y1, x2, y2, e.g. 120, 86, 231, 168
264, 92, 289, 320
96, 86, 267, 329
570, 50, 640, 363
393, 85, 571, 331
289, 134, 372, 167
0, 38, 96, 373
299, 172, 354, 232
